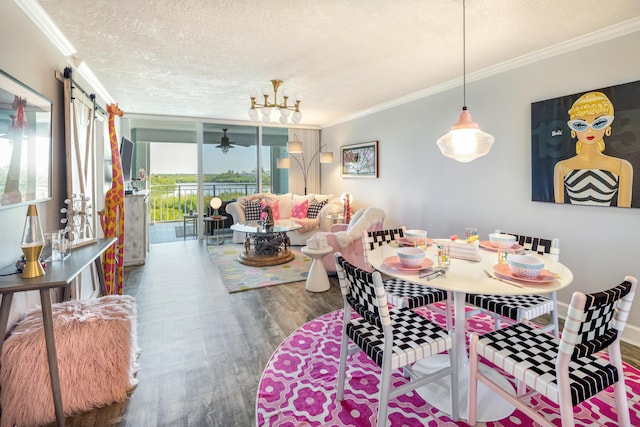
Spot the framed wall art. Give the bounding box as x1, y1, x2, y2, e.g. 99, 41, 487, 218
0, 69, 53, 209
341, 140, 378, 178
531, 80, 640, 208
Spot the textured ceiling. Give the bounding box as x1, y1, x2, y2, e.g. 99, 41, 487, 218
34, 0, 640, 127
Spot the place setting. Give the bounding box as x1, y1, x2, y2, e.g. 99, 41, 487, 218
479, 232, 525, 253
383, 246, 433, 272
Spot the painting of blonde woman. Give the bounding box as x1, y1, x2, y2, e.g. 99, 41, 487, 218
531, 81, 640, 208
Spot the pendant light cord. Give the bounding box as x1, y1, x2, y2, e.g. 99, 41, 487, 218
462, 0, 467, 109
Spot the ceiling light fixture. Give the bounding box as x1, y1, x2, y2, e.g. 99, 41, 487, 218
436, 0, 494, 163
277, 134, 333, 195
248, 80, 302, 124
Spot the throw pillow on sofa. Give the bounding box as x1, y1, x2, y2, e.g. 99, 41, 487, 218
267, 200, 281, 220
307, 198, 328, 219
292, 199, 309, 218
245, 199, 263, 221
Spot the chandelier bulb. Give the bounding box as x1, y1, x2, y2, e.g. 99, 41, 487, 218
262, 106, 272, 117
279, 115, 288, 125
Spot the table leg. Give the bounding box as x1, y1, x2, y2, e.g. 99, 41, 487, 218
94, 254, 109, 296
0, 293, 14, 353
412, 291, 515, 422
40, 289, 65, 427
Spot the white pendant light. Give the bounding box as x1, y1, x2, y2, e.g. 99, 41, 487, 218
437, 0, 494, 163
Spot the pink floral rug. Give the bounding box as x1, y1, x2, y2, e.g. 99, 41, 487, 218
256, 306, 640, 426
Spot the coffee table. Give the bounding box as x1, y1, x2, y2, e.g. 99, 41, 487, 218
230, 221, 302, 266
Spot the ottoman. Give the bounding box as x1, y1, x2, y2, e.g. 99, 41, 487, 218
0, 295, 138, 427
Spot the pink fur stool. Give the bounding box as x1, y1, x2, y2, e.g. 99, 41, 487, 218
0, 295, 138, 427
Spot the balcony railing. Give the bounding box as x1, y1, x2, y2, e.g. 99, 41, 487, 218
148, 182, 269, 223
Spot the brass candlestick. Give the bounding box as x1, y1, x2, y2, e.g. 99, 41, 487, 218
21, 204, 45, 278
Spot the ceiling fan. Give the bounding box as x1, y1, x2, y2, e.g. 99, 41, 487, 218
216, 128, 236, 153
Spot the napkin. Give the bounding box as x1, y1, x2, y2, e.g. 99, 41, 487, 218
449, 240, 481, 261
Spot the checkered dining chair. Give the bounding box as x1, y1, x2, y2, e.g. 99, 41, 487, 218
468, 276, 637, 427
465, 231, 560, 337
362, 227, 452, 330
334, 253, 458, 426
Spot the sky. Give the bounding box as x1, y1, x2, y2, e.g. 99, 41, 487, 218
149, 143, 270, 175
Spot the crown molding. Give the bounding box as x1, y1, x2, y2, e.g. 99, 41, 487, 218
325, 17, 640, 128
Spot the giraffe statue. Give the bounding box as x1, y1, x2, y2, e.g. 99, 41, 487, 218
99, 103, 125, 295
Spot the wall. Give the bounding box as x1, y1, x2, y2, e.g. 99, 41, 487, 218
0, 2, 105, 330
320, 30, 640, 345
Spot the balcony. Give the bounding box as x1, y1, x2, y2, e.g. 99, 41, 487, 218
146, 182, 269, 243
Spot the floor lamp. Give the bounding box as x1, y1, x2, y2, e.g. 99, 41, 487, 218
277, 136, 334, 195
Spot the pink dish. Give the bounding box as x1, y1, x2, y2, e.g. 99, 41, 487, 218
398, 237, 434, 247
493, 263, 555, 283
384, 256, 433, 272
479, 240, 524, 253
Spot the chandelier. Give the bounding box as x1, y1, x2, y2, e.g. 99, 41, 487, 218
436, 0, 494, 162
248, 80, 302, 124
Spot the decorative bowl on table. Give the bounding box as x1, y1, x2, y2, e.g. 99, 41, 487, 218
507, 254, 544, 279
488, 233, 516, 249
397, 247, 426, 268
405, 229, 428, 246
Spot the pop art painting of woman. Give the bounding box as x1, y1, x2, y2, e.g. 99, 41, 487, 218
553, 92, 633, 207
530, 80, 640, 208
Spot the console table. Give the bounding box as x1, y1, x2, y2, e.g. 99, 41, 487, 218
0, 237, 116, 427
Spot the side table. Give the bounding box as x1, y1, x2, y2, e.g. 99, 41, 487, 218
204, 215, 227, 245
183, 213, 198, 240
300, 245, 333, 292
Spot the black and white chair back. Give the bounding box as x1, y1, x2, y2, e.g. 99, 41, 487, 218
468, 276, 637, 427
361, 227, 452, 330
465, 230, 560, 336
334, 253, 458, 426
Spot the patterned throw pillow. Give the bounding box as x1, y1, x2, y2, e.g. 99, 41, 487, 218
307, 198, 328, 219
292, 199, 309, 218
245, 199, 263, 221
267, 201, 280, 220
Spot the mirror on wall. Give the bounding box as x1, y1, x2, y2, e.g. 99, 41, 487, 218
0, 69, 53, 209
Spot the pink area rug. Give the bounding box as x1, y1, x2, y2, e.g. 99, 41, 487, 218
208, 244, 311, 293
256, 306, 640, 426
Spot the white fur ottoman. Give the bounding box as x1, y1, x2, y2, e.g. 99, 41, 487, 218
0, 295, 138, 427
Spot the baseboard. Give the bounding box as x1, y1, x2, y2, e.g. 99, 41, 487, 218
556, 301, 640, 348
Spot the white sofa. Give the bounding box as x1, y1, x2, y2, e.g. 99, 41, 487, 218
225, 193, 343, 246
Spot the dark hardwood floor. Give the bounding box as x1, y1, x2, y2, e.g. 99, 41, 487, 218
48, 239, 639, 426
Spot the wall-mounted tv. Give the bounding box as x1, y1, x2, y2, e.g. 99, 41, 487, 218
120, 136, 134, 190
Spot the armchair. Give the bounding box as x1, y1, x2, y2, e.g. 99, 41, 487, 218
316, 207, 385, 273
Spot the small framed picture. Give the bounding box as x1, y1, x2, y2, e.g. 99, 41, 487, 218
341, 141, 378, 178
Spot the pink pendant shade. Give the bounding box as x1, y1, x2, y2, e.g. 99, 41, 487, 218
437, 107, 494, 163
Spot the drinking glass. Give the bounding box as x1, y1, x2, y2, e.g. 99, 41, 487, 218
465, 227, 478, 239
497, 248, 514, 264
437, 242, 451, 269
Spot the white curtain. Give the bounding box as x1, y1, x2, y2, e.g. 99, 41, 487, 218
287, 128, 321, 195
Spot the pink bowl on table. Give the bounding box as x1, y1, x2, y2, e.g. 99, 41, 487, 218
507, 255, 544, 279
489, 233, 516, 249
397, 247, 426, 268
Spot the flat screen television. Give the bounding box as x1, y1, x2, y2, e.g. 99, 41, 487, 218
120, 136, 134, 191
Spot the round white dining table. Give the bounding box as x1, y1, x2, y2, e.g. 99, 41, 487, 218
368, 240, 574, 422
